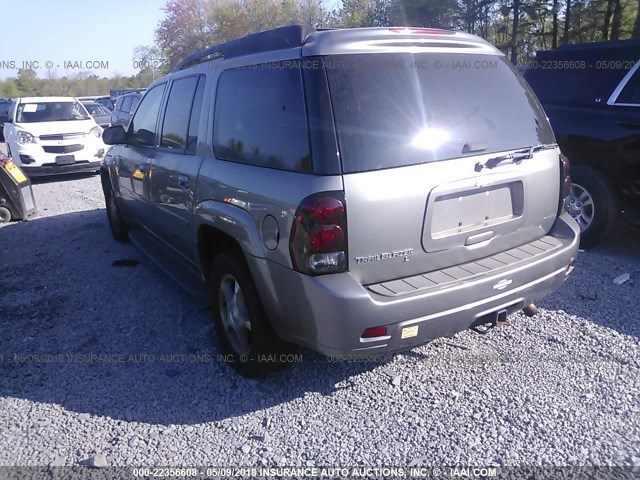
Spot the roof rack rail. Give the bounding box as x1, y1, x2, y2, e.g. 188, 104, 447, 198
173, 24, 317, 72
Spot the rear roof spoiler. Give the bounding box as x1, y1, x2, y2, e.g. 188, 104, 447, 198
172, 24, 317, 72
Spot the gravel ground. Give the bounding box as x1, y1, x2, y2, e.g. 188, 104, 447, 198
0, 172, 639, 468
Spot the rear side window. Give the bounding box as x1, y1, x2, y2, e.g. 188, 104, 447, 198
187, 78, 205, 154
130, 84, 166, 147
130, 96, 140, 112
160, 75, 203, 152
121, 96, 132, 112
213, 61, 311, 172
325, 53, 554, 173
617, 70, 640, 105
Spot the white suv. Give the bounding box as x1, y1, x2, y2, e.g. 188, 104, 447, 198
3, 96, 106, 176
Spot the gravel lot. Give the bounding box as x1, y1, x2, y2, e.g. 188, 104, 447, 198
0, 169, 639, 469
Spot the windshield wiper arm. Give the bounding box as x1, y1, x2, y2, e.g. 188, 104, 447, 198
475, 144, 557, 171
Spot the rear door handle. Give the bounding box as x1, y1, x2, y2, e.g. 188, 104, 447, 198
178, 174, 191, 189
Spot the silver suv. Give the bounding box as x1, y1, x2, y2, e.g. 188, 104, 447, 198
111, 92, 141, 128
101, 25, 579, 376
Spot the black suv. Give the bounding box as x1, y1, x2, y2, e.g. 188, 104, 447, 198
525, 40, 640, 247
0, 98, 13, 142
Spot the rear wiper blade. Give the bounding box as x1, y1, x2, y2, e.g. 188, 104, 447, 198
475, 143, 558, 171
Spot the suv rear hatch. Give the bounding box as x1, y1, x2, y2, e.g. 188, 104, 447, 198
324, 52, 560, 285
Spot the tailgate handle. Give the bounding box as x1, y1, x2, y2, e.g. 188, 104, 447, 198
465, 231, 495, 246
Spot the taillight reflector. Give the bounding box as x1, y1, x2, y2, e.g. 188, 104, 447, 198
362, 326, 388, 338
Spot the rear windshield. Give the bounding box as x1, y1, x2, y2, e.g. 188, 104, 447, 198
16, 101, 90, 123
0, 101, 12, 116
84, 104, 110, 116
324, 53, 554, 173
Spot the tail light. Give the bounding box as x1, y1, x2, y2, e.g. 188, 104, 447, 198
559, 153, 571, 215
290, 192, 348, 275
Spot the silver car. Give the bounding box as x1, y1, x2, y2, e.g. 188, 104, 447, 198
101, 26, 579, 377
110, 92, 141, 128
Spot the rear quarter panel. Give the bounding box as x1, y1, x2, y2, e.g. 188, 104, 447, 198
193, 159, 343, 266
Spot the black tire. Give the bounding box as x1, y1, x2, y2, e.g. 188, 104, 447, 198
0, 206, 11, 223
569, 166, 620, 248
104, 184, 130, 243
209, 251, 293, 378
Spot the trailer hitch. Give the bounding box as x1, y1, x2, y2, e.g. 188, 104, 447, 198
470, 309, 508, 335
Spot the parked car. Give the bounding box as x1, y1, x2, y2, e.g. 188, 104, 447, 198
101, 25, 579, 377
3, 97, 106, 176
82, 102, 112, 129
94, 96, 115, 111
525, 40, 640, 247
111, 92, 141, 128
0, 98, 13, 142
110, 88, 146, 98
77, 96, 100, 103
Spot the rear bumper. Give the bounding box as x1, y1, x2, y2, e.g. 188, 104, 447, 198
21, 161, 102, 177
247, 212, 580, 356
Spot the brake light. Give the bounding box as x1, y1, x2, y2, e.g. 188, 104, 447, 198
290, 192, 348, 275
388, 27, 455, 35
559, 153, 571, 215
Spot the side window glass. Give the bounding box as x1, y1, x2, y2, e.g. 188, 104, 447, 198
130, 96, 140, 112
121, 96, 132, 112
186, 77, 205, 155
213, 61, 311, 172
130, 84, 166, 147
617, 70, 640, 105
160, 76, 200, 151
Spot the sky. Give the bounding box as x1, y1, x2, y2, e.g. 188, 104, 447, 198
0, 0, 168, 80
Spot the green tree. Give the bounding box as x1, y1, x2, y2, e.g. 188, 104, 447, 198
16, 69, 41, 96
387, 0, 459, 28
156, 0, 215, 69
0, 79, 21, 98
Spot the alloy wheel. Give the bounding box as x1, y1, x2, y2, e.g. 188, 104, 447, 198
568, 182, 594, 232
218, 274, 252, 355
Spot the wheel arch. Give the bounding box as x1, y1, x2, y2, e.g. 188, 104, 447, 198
195, 200, 267, 282
558, 135, 623, 194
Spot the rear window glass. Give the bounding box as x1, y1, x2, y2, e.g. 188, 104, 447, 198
617, 70, 640, 104
0, 101, 12, 116
524, 46, 638, 105
213, 61, 312, 173
325, 53, 554, 173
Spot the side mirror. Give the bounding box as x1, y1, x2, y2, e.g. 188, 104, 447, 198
103, 125, 127, 145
